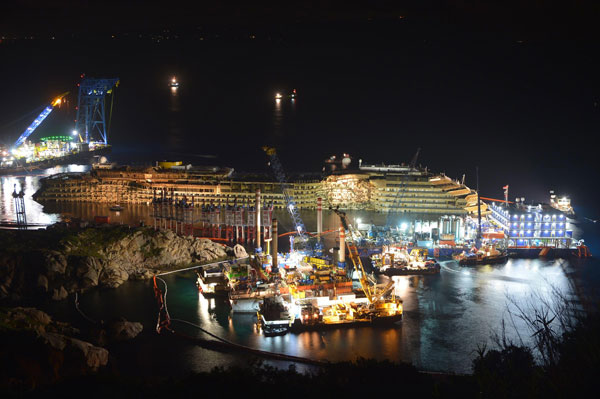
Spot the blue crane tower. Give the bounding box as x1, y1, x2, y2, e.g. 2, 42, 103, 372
12, 92, 69, 149
262, 146, 310, 249
75, 78, 119, 145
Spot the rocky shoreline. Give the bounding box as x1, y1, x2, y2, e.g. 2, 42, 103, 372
0, 225, 237, 390
0, 225, 233, 302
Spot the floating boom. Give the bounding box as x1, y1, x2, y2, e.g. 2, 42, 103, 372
12, 92, 69, 149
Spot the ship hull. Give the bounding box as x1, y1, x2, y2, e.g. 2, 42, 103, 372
459, 254, 508, 266
291, 313, 402, 332
382, 265, 440, 276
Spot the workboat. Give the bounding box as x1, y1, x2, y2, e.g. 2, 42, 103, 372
382, 261, 440, 276
229, 281, 279, 313
225, 260, 280, 313
256, 296, 294, 336
371, 247, 440, 276
169, 77, 179, 87
454, 245, 508, 266
291, 293, 403, 331
109, 204, 123, 211
196, 264, 230, 296
283, 256, 354, 302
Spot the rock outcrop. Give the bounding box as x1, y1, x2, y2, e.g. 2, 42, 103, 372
0, 307, 109, 389
0, 227, 231, 302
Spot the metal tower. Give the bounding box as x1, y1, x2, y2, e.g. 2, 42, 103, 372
75, 78, 119, 145
12, 185, 27, 230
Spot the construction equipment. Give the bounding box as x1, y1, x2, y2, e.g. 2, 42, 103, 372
332, 208, 401, 313
75, 77, 119, 145
262, 146, 309, 248
12, 92, 70, 149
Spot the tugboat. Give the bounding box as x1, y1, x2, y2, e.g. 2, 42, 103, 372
256, 296, 294, 336
454, 245, 508, 266
169, 77, 179, 87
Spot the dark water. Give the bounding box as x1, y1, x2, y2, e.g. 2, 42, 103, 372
41, 256, 599, 375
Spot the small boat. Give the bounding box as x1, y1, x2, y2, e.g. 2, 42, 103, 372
455, 245, 508, 266
169, 77, 179, 87
275, 92, 283, 99
109, 204, 123, 211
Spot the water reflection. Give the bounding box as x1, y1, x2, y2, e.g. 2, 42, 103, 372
1, 174, 59, 225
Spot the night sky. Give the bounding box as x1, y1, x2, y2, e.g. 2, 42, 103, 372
1, 1, 599, 217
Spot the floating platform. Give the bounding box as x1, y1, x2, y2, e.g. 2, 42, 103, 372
0, 146, 111, 176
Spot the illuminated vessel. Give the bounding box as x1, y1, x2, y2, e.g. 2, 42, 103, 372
454, 245, 508, 266
226, 260, 279, 313
371, 247, 440, 276
0, 145, 111, 176
169, 77, 179, 87
196, 265, 230, 296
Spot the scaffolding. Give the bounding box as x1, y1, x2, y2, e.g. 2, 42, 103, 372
152, 187, 194, 236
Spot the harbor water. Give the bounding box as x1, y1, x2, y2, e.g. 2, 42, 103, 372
2, 169, 600, 375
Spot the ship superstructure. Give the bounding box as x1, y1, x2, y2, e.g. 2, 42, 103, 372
487, 199, 574, 248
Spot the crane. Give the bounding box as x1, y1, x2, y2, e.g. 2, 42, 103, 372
75, 78, 119, 145
332, 207, 374, 302
331, 207, 402, 319
12, 92, 70, 149
262, 146, 309, 248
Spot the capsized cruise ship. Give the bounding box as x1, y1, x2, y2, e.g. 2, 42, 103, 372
33, 156, 489, 244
